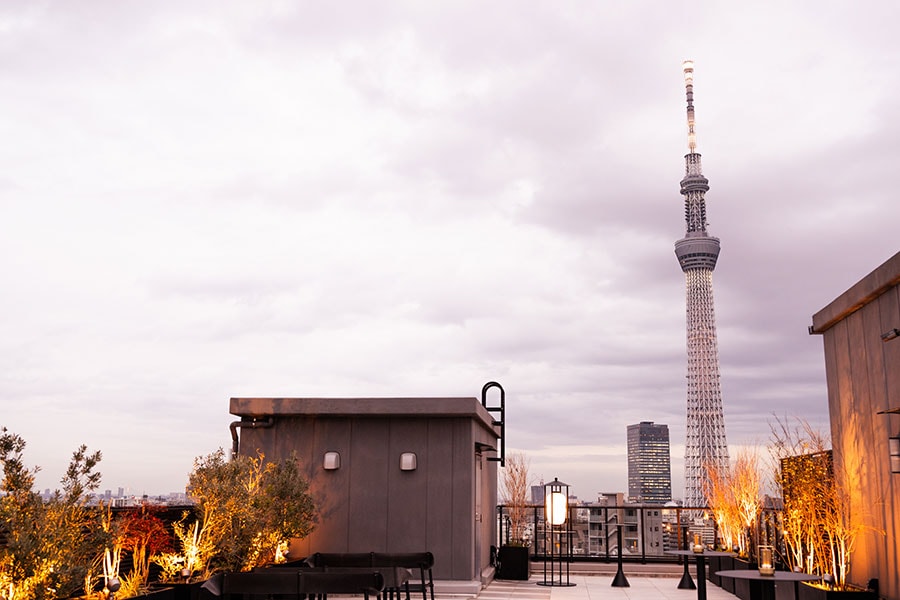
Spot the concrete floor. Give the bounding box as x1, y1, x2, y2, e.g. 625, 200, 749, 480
476, 574, 737, 600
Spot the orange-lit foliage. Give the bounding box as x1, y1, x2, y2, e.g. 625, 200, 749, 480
731, 450, 762, 556
153, 449, 317, 579
112, 505, 172, 596
779, 450, 833, 575
0, 428, 105, 600
705, 449, 761, 556
769, 417, 830, 574
705, 462, 740, 551
770, 416, 875, 590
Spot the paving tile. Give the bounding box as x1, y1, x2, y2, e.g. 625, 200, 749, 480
474, 575, 737, 600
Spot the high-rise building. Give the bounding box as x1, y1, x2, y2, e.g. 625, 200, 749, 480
674, 60, 730, 507
626, 421, 672, 503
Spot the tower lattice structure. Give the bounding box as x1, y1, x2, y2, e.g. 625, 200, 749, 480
674, 60, 729, 508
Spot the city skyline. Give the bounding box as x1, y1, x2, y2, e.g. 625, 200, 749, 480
2, 2, 899, 500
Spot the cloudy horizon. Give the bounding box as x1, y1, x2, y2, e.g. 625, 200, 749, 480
2, 1, 898, 501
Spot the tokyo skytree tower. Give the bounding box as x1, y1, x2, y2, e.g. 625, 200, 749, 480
674, 60, 729, 507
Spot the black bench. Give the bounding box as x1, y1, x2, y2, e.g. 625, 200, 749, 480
304, 552, 434, 600
211, 570, 385, 600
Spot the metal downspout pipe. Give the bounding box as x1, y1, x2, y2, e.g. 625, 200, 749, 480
229, 417, 275, 459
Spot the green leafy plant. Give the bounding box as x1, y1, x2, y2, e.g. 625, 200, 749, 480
0, 427, 105, 600
153, 449, 316, 579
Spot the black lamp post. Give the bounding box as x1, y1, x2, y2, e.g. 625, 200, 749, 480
538, 478, 575, 587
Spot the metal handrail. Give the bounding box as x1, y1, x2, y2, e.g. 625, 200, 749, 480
496, 503, 784, 565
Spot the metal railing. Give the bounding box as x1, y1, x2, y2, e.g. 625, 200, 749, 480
497, 504, 784, 564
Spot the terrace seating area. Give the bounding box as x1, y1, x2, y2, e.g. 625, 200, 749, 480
304, 552, 435, 600
205, 552, 436, 600
218, 570, 385, 600
207, 556, 752, 600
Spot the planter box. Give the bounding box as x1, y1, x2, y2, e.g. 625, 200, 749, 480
733, 559, 755, 600
717, 558, 742, 595
708, 555, 735, 588
797, 582, 876, 600
497, 545, 530, 580
707, 555, 721, 586
166, 582, 209, 600
133, 587, 176, 600
151, 580, 217, 600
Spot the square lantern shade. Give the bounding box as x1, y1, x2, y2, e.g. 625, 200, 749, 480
544, 478, 569, 526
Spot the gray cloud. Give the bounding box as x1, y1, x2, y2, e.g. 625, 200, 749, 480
1, 1, 896, 499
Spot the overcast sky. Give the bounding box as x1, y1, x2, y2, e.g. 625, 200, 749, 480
2, 1, 898, 501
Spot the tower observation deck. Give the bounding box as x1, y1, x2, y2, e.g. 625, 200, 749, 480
675, 60, 729, 508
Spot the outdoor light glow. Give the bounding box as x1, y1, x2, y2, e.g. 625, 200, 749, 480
545, 491, 567, 525
758, 546, 775, 576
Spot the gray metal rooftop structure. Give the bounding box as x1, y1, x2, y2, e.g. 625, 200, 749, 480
674, 61, 730, 507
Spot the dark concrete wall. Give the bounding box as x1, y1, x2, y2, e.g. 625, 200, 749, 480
230, 397, 499, 583
811, 251, 900, 600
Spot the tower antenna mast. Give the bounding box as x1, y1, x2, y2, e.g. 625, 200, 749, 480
674, 60, 730, 508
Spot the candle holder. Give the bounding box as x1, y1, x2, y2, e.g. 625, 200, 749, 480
758, 546, 775, 576
691, 533, 704, 553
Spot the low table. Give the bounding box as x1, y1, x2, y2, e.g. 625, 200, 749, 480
715, 569, 821, 600
666, 551, 736, 600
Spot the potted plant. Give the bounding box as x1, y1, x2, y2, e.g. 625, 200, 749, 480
497, 452, 531, 580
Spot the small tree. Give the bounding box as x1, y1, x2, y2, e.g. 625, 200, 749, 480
769, 416, 878, 589
704, 448, 762, 557
0, 428, 105, 600
499, 452, 531, 546
705, 462, 740, 551
154, 449, 317, 578
732, 449, 762, 557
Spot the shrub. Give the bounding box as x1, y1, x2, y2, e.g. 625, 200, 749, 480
153, 449, 316, 579
0, 428, 105, 600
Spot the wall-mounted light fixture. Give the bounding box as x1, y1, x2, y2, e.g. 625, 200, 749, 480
323, 451, 341, 470
889, 436, 900, 474
877, 408, 900, 474
400, 452, 417, 471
